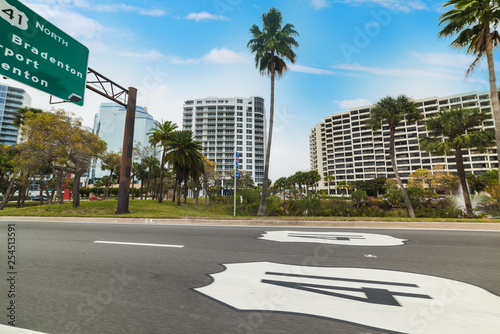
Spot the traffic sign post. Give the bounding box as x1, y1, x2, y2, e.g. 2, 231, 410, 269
234, 152, 239, 217
0, 0, 89, 105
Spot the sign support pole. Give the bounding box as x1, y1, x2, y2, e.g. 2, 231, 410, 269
234, 169, 237, 217
116, 87, 137, 214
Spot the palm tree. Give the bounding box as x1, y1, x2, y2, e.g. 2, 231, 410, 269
420, 107, 495, 218
164, 130, 204, 206
148, 120, 178, 203
367, 95, 421, 218
248, 7, 299, 216
439, 0, 500, 183
336, 180, 350, 197
324, 174, 335, 196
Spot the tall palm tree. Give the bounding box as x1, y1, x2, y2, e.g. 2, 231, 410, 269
148, 120, 178, 203
164, 130, 204, 206
420, 107, 495, 218
248, 7, 299, 216
439, 0, 500, 183
367, 95, 421, 218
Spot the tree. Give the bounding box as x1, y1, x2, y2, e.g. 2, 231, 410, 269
367, 95, 421, 218
306, 170, 321, 193
164, 130, 204, 206
148, 120, 178, 203
336, 180, 350, 197
100, 151, 121, 200
20, 110, 107, 208
439, 0, 500, 184
13, 107, 44, 128
420, 107, 495, 218
248, 7, 299, 216
324, 174, 335, 196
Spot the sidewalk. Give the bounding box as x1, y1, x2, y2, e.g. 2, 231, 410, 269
1, 216, 499, 230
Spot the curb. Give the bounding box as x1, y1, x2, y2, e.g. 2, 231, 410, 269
0, 216, 499, 230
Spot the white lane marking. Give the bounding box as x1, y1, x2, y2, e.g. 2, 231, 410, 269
0, 324, 49, 333
196, 262, 500, 334
94, 241, 184, 248
259, 231, 407, 246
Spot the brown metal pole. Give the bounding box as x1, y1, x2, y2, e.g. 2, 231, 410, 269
115, 87, 137, 214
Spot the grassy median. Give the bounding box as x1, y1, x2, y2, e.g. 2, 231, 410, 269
0, 199, 230, 218
0, 198, 499, 223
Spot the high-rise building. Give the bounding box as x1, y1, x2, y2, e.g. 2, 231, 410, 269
182, 96, 266, 185
0, 84, 31, 145
310, 90, 498, 195
91, 103, 158, 180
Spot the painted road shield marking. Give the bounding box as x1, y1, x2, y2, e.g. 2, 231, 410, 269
259, 231, 407, 246
195, 262, 500, 334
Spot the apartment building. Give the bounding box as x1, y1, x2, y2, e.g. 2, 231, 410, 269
182, 96, 266, 185
310, 90, 498, 194
0, 84, 31, 145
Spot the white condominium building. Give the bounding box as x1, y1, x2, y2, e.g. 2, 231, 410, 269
0, 84, 31, 145
310, 90, 498, 195
182, 96, 266, 186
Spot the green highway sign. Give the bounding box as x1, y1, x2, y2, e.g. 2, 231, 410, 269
0, 0, 89, 105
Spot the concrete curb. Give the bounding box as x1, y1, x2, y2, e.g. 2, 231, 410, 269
0, 216, 499, 230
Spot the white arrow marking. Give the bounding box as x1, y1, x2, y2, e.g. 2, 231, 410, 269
0, 324, 48, 333
94, 241, 184, 248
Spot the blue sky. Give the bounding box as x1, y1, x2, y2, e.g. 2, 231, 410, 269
2, 0, 496, 180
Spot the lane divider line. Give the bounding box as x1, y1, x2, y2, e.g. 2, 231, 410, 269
94, 241, 184, 248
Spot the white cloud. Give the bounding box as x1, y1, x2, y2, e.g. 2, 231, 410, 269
289, 64, 336, 75
26, 0, 167, 17
184, 12, 229, 22
332, 0, 431, 13
27, 3, 104, 39
410, 52, 475, 70
202, 48, 247, 64
118, 48, 246, 65
311, 0, 329, 10
334, 98, 372, 110
333, 63, 487, 84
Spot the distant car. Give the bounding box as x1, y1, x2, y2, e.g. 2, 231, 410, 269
32, 196, 48, 201
89, 197, 103, 201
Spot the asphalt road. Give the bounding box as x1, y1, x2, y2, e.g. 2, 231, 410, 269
0, 220, 499, 334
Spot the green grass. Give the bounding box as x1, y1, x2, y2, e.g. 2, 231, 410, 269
0, 199, 499, 223
0, 199, 231, 218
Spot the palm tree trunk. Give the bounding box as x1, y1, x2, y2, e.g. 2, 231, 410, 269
258, 52, 275, 216
485, 36, 500, 184
456, 147, 473, 218
176, 179, 182, 207
158, 154, 164, 203
390, 127, 415, 218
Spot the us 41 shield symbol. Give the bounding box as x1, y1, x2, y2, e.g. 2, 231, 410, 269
195, 262, 500, 334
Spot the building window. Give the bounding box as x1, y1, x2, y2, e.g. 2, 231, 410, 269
237, 99, 243, 103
